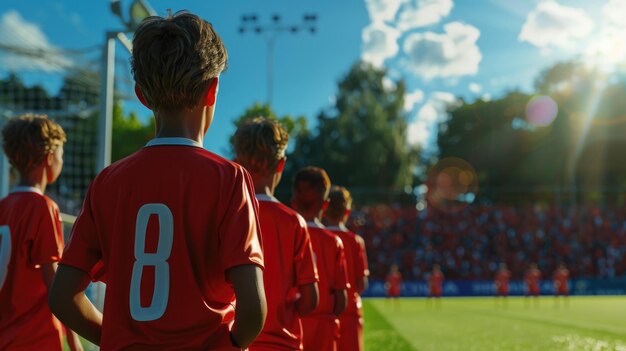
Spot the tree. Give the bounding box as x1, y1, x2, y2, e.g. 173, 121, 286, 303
292, 62, 419, 202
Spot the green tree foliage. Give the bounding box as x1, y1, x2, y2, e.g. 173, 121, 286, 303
291, 62, 419, 202
111, 104, 154, 162
438, 61, 626, 204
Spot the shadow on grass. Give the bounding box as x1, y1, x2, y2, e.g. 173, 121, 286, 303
363, 299, 416, 351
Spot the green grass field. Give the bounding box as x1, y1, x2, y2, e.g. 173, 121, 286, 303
363, 297, 626, 351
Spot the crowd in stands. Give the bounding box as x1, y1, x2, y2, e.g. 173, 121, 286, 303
347, 203, 626, 281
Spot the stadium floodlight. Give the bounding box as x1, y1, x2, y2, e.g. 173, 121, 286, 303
98, 0, 156, 173
239, 12, 318, 104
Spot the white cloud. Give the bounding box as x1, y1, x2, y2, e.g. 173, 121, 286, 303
362, 21, 401, 68
365, 0, 406, 23
0, 10, 71, 72
430, 91, 456, 104
519, 1, 594, 49
482, 93, 492, 102
469, 82, 482, 94
407, 121, 431, 146
401, 22, 481, 80
602, 0, 626, 28
404, 89, 424, 111
417, 102, 438, 123
396, 0, 454, 31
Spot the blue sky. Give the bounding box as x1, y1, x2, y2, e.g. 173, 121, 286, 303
1, 0, 625, 156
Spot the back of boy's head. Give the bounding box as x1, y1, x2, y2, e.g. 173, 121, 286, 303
292, 166, 331, 212
2, 114, 66, 174
326, 185, 352, 221
233, 117, 288, 175
131, 11, 227, 111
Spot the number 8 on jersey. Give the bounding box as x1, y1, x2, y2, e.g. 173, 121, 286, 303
130, 204, 173, 322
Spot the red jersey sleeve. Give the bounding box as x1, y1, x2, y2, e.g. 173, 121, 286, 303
29, 198, 64, 267
355, 235, 369, 279
294, 216, 318, 286
60, 183, 102, 277
334, 236, 349, 291
218, 167, 264, 278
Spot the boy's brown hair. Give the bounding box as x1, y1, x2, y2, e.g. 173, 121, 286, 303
292, 166, 331, 212
233, 117, 289, 175
131, 11, 228, 111
2, 114, 66, 174
326, 185, 353, 221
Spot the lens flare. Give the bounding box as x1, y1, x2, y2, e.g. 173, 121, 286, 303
426, 157, 479, 213
526, 95, 558, 127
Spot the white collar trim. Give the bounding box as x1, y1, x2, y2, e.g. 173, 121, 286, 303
11, 186, 43, 195
145, 137, 203, 148
255, 194, 280, 203
327, 223, 348, 232
306, 219, 325, 229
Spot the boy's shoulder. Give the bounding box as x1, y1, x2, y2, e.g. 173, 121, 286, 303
261, 199, 306, 226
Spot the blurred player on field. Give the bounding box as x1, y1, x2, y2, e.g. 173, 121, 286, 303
428, 264, 444, 307
325, 186, 369, 351
49, 12, 266, 350
0, 115, 82, 351
494, 263, 511, 307
292, 167, 348, 351
553, 263, 570, 307
525, 263, 542, 306
385, 264, 402, 303
233, 117, 319, 351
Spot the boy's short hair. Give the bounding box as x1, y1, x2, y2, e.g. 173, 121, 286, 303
131, 11, 228, 111
233, 117, 289, 175
326, 185, 352, 220
2, 114, 66, 174
292, 166, 331, 212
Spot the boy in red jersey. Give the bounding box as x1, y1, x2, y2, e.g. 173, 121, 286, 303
553, 263, 570, 306
49, 12, 266, 350
525, 263, 542, 306
494, 263, 511, 307
0, 115, 82, 351
233, 117, 319, 351
428, 264, 444, 307
385, 264, 402, 301
292, 167, 348, 351
325, 186, 369, 351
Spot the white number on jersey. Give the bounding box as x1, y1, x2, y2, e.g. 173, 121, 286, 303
0, 225, 11, 291
129, 204, 174, 321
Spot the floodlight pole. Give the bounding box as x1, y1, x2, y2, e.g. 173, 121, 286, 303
239, 13, 317, 105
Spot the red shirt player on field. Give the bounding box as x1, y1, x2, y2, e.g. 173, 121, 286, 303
385, 264, 402, 299
325, 186, 369, 351
233, 117, 320, 351
0, 115, 82, 351
49, 12, 267, 350
494, 263, 511, 297
553, 263, 570, 304
292, 167, 348, 351
428, 264, 445, 298
525, 263, 542, 299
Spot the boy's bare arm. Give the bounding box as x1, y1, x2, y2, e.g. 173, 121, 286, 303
296, 282, 319, 316
227, 265, 267, 349
49, 265, 102, 346
41, 263, 85, 351
333, 288, 347, 316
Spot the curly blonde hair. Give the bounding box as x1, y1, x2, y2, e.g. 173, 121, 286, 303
233, 117, 289, 175
2, 114, 66, 174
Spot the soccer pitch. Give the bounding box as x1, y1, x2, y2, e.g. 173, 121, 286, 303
363, 297, 626, 351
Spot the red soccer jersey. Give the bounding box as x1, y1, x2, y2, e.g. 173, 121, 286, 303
386, 272, 402, 296
328, 225, 368, 316
250, 195, 318, 351
61, 138, 264, 350
495, 270, 511, 294
429, 271, 444, 295
0, 187, 65, 350
554, 269, 569, 293
301, 221, 347, 351
525, 269, 542, 293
